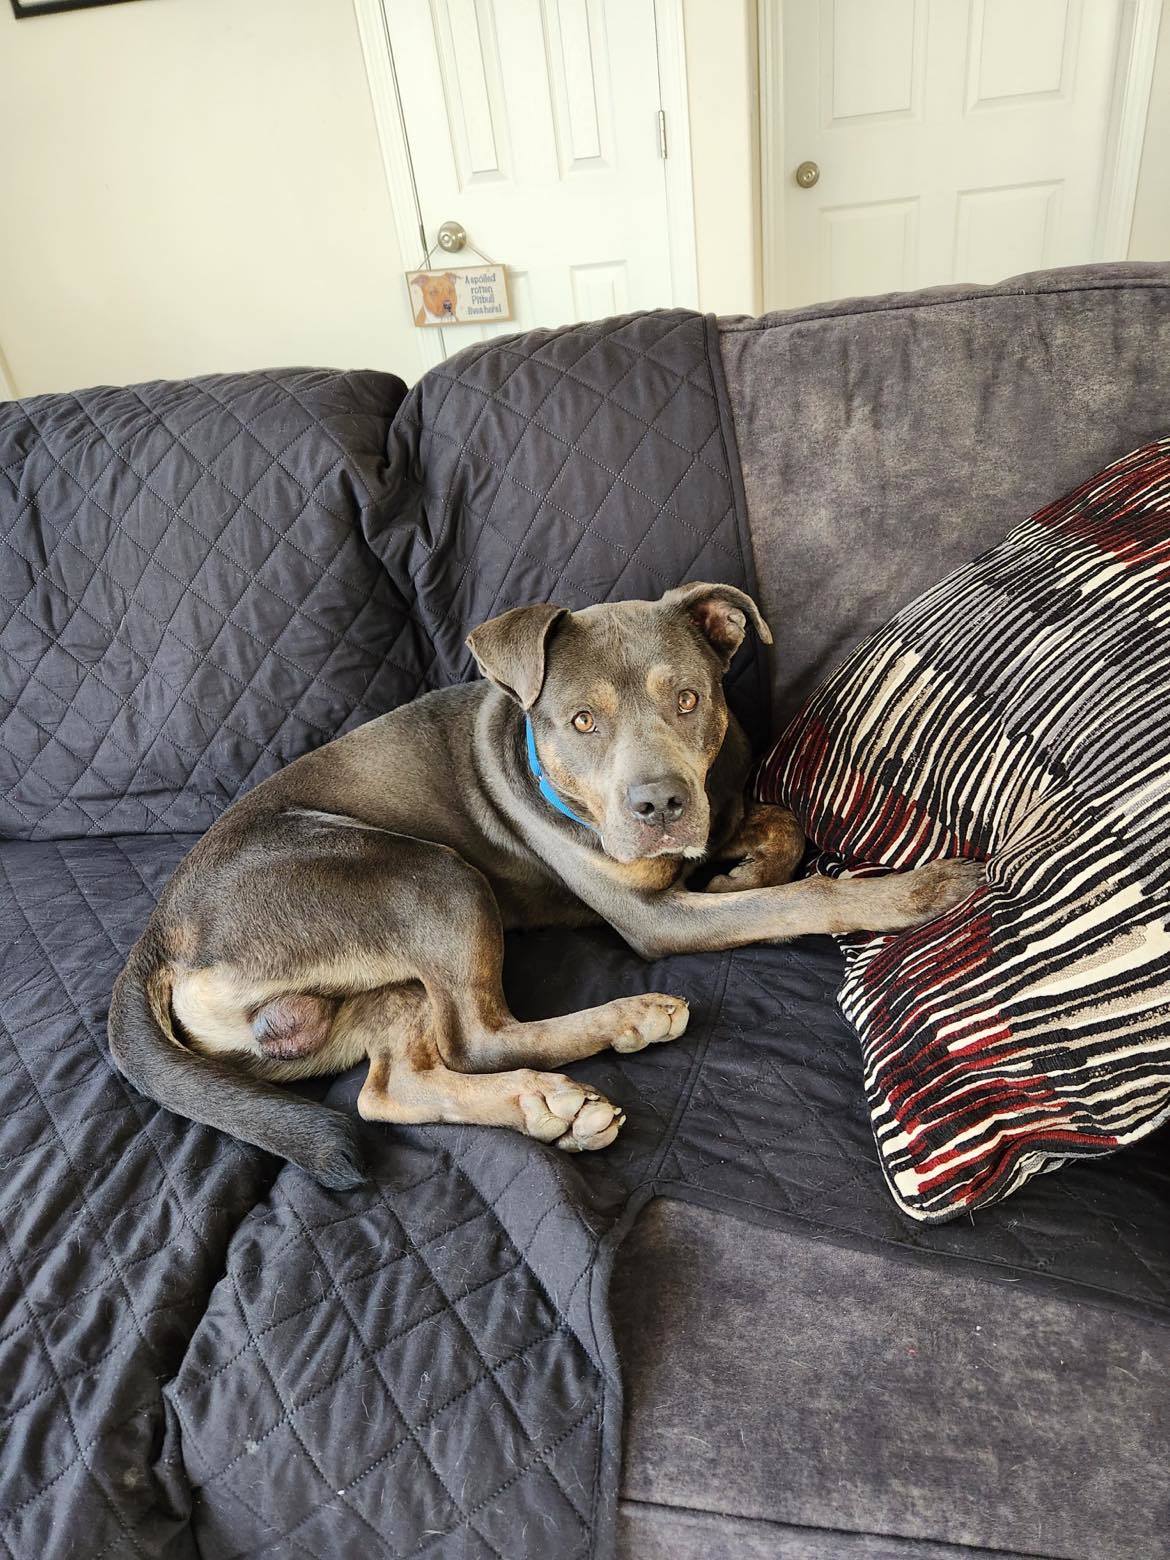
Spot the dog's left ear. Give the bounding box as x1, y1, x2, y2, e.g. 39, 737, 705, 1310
663, 582, 772, 666
466, 604, 568, 708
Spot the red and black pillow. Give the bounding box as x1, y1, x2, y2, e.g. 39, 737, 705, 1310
757, 437, 1170, 1222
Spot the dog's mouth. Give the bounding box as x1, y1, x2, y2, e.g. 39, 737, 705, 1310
600, 812, 709, 865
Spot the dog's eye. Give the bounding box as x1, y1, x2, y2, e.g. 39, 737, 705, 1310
677, 689, 699, 714
572, 710, 595, 733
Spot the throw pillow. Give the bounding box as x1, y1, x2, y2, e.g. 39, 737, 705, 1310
756, 437, 1170, 1221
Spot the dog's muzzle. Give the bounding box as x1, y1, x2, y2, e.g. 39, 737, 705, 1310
604, 779, 708, 862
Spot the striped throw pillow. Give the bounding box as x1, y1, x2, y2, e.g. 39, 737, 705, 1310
757, 437, 1170, 1222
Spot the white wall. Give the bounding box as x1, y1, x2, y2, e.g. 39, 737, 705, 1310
3, 0, 1160, 402
0, 0, 417, 398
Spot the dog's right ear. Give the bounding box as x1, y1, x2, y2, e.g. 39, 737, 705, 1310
466, 604, 568, 708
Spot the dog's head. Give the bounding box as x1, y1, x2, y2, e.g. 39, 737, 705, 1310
467, 584, 771, 863
412, 272, 458, 318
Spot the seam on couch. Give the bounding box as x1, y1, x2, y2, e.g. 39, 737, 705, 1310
718, 278, 1170, 336
646, 1182, 1170, 1326
618, 1496, 1058, 1560
703, 311, 772, 746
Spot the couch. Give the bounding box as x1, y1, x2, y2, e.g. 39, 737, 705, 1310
1, 264, 1167, 1559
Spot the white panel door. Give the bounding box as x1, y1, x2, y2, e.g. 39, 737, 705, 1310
384, 0, 681, 363
775, 0, 1129, 306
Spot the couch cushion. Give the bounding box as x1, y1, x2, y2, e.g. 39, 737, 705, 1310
756, 435, 1170, 1220
718, 262, 1170, 724
643, 937, 1170, 1314
5, 856, 1167, 1558
0, 834, 638, 1559
0, 370, 411, 840
612, 1198, 1170, 1560
0, 832, 252, 1559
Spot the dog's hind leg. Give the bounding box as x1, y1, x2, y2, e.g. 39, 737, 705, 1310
252, 819, 692, 1073
394, 855, 690, 1071
354, 1001, 626, 1152
178, 817, 685, 1131
362, 1061, 626, 1151
316, 982, 624, 1150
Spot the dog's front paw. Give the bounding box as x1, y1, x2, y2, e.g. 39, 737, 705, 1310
706, 804, 805, 893
898, 858, 986, 924
519, 1081, 625, 1151
611, 994, 689, 1053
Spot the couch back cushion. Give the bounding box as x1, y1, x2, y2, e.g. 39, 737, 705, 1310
719, 263, 1170, 723
1, 312, 762, 840
0, 370, 410, 839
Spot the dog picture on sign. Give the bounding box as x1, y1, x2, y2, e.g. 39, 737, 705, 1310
407, 265, 511, 327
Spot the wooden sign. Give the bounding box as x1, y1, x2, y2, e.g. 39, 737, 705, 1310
407, 265, 511, 328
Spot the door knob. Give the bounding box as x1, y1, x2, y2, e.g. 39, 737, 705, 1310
795, 160, 820, 189
437, 221, 467, 252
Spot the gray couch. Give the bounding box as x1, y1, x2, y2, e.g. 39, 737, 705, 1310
1, 264, 1167, 1560
614, 262, 1170, 1560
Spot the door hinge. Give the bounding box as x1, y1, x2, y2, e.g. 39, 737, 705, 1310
657, 109, 668, 159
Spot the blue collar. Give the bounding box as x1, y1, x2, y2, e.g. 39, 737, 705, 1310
524, 716, 595, 831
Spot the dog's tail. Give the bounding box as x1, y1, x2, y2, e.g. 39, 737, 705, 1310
108, 938, 366, 1189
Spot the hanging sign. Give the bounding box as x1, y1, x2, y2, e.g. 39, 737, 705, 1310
407, 265, 511, 328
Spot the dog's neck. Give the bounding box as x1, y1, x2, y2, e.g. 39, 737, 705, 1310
523, 716, 597, 832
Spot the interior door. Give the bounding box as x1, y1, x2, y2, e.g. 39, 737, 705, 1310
775, 0, 1127, 307
386, 0, 679, 363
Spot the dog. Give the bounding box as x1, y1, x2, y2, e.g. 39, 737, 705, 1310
109, 584, 981, 1187
412, 271, 458, 325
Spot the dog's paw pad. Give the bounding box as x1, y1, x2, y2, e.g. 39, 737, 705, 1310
546, 1085, 587, 1121
519, 1083, 623, 1151
612, 994, 690, 1053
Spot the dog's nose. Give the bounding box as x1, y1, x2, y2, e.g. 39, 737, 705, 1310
626, 778, 687, 827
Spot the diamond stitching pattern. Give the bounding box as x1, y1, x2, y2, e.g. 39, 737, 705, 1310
1, 369, 415, 839
0, 316, 768, 1558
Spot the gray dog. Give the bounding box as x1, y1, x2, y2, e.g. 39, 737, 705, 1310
109, 583, 981, 1186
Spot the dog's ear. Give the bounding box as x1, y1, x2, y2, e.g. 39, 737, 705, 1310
466, 604, 568, 708
662, 582, 772, 666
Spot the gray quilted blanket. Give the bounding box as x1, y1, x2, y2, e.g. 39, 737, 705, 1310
2, 315, 1167, 1560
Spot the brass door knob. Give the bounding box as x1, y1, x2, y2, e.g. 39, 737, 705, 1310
795, 160, 820, 189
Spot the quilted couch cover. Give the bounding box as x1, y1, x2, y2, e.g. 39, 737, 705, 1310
2, 277, 1169, 1560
